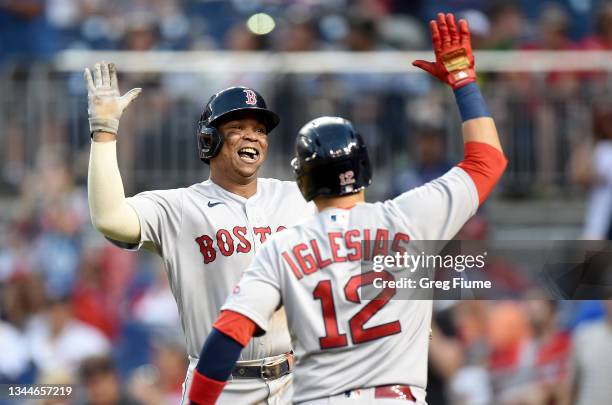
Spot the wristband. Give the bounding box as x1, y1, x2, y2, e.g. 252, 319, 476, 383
189, 370, 226, 405
89, 118, 119, 137
453, 83, 491, 122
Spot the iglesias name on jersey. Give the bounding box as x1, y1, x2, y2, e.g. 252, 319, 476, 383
221, 167, 478, 403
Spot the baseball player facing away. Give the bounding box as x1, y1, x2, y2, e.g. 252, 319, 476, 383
187, 13, 507, 405
85, 66, 316, 402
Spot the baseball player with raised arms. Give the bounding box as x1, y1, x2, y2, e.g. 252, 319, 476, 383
187, 13, 507, 405
85, 65, 315, 402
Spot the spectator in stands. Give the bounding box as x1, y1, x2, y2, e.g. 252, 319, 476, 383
38, 369, 75, 405
484, 1, 524, 50
132, 263, 181, 334
446, 301, 494, 405
225, 22, 267, 51
78, 355, 141, 405
522, 300, 571, 403
469, 300, 571, 404
485, 301, 532, 401
26, 294, 110, 377
581, 2, 612, 49
581, 101, 612, 239
122, 13, 160, 52
569, 300, 612, 405
217, 22, 271, 96
0, 0, 57, 62
128, 335, 187, 405
344, 14, 382, 51
388, 127, 452, 197
278, 14, 320, 52
0, 320, 31, 383
0, 223, 35, 285
15, 149, 89, 301
152, 336, 188, 404
428, 303, 466, 405
1, 273, 46, 330
458, 9, 491, 49
522, 3, 580, 96
527, 3, 575, 50
72, 248, 123, 340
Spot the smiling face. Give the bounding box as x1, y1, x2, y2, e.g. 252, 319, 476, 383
210, 111, 269, 185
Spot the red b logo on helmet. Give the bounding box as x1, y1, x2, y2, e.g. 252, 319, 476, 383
243, 89, 258, 105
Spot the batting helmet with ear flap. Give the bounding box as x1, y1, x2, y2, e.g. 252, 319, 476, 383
291, 116, 372, 201
197, 86, 280, 163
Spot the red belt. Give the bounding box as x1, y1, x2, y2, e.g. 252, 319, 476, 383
374, 385, 416, 401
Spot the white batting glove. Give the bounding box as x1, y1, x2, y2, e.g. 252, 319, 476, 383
84, 62, 142, 135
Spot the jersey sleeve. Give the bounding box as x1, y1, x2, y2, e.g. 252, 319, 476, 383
113, 189, 184, 255
221, 242, 282, 335
388, 167, 479, 240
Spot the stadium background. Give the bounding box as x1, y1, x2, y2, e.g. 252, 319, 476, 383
1, 0, 611, 404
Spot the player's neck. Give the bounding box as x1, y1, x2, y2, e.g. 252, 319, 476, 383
210, 173, 258, 198
314, 191, 365, 211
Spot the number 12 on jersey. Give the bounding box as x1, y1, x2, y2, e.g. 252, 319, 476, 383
313, 271, 402, 349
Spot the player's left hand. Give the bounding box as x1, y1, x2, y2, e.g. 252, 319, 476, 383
412, 13, 476, 89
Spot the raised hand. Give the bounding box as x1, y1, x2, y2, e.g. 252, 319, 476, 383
412, 13, 477, 89
84, 62, 142, 135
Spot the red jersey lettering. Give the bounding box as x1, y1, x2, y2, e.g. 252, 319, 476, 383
310, 239, 332, 269
254, 227, 272, 243
329, 232, 347, 263
283, 251, 303, 280
232, 226, 251, 253
294, 243, 317, 275
345, 229, 361, 261
216, 229, 234, 256
195, 235, 216, 264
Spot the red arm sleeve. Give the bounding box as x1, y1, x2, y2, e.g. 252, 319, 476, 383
457, 142, 508, 205
213, 310, 258, 347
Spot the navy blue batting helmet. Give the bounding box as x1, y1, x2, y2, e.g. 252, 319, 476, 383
197, 86, 280, 163
291, 117, 372, 201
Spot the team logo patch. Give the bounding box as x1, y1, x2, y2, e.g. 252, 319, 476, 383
243, 89, 258, 105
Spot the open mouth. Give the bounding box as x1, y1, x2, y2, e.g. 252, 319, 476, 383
237, 146, 260, 163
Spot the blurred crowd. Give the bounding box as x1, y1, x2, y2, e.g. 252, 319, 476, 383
1, 1, 612, 404
1, 0, 612, 209
3, 0, 612, 62
429, 300, 612, 405
0, 147, 610, 405
0, 149, 187, 404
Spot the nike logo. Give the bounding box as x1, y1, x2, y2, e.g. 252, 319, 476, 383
207, 201, 224, 208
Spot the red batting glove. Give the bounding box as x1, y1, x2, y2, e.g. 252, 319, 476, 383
413, 13, 477, 89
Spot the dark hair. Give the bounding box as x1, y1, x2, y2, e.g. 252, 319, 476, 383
79, 355, 116, 382
595, 3, 612, 36
348, 14, 377, 37
487, 0, 521, 22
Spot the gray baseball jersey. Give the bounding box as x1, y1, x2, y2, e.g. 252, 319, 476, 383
123, 178, 315, 359
221, 167, 478, 403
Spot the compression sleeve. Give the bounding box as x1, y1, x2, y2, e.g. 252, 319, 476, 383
88, 140, 141, 242
457, 142, 508, 205
189, 323, 251, 405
